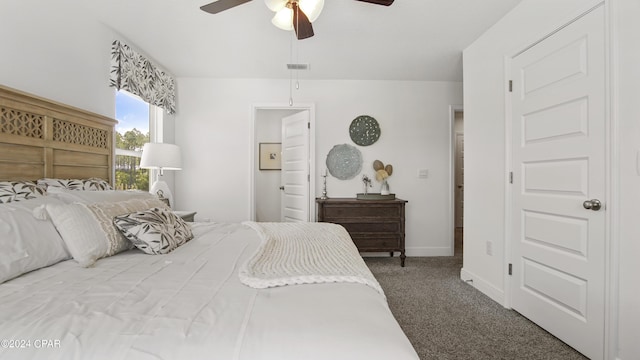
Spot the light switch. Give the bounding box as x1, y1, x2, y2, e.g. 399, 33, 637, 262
417, 169, 428, 178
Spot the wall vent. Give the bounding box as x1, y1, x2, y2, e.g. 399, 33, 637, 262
287, 63, 309, 70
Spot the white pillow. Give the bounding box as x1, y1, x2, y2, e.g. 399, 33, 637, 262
46, 198, 169, 267
47, 187, 156, 204
114, 207, 194, 255
0, 197, 70, 283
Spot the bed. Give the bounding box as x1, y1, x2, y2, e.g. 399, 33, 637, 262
0, 85, 419, 360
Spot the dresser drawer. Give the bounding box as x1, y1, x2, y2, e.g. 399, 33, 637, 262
351, 234, 401, 250
322, 204, 401, 219
338, 221, 400, 234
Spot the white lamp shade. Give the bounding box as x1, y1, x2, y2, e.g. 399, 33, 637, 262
140, 143, 182, 171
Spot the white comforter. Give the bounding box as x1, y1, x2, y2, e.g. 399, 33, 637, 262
0, 222, 418, 360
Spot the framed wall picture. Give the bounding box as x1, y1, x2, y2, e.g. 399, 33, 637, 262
259, 142, 282, 170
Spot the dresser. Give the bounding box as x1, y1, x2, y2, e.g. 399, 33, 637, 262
316, 198, 408, 266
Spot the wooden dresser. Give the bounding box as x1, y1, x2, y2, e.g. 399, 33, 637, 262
316, 198, 408, 266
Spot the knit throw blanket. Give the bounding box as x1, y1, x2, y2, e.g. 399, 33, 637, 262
240, 222, 384, 296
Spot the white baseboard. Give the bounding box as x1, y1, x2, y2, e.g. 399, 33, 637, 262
460, 267, 506, 306
406, 246, 452, 257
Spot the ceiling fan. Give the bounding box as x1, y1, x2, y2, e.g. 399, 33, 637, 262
200, 0, 394, 40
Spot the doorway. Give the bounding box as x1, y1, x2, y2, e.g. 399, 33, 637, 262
450, 105, 464, 257
251, 104, 316, 222
453, 110, 464, 256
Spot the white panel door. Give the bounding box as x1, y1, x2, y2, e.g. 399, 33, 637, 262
281, 110, 310, 222
510, 5, 605, 360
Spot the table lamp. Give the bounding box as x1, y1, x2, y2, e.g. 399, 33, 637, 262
140, 143, 182, 207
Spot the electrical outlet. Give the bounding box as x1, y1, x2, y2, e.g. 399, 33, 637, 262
486, 241, 493, 256
417, 169, 428, 178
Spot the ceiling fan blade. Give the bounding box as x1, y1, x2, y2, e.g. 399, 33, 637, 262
292, 2, 314, 40
200, 0, 252, 14
355, 0, 394, 5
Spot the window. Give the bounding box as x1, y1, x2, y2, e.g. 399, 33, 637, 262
115, 90, 162, 191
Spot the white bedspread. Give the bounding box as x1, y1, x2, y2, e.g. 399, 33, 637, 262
0, 222, 418, 360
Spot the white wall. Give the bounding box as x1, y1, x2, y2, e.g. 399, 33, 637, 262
160, 113, 177, 207
0, 1, 115, 118
175, 78, 462, 255
463, 0, 639, 359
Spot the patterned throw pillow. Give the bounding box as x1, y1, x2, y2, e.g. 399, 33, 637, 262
46, 198, 169, 267
37, 177, 113, 191
113, 207, 193, 255
0, 181, 46, 204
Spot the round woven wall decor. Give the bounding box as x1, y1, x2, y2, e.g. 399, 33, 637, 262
349, 115, 380, 146
326, 144, 362, 180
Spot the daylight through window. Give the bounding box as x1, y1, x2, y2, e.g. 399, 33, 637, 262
114, 90, 158, 191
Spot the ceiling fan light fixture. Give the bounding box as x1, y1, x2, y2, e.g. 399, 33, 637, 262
272, 7, 294, 30
264, 0, 287, 12
299, 0, 324, 23
268, 0, 324, 32
202, 0, 392, 40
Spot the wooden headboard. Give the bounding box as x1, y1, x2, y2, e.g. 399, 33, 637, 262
0, 85, 116, 183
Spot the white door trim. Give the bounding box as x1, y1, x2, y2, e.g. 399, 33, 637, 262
250, 103, 316, 222
503, 2, 619, 359
449, 104, 463, 256
602, 2, 619, 359
503, 55, 514, 309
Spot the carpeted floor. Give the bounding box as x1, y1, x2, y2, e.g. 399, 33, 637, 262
364, 251, 588, 360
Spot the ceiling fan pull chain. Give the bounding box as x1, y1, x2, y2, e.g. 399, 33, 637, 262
289, 68, 293, 106
295, 33, 300, 90
289, 30, 294, 106
289, 68, 294, 106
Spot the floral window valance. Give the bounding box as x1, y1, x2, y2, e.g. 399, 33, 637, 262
109, 40, 176, 114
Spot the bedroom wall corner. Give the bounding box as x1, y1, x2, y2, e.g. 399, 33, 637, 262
0, 1, 116, 118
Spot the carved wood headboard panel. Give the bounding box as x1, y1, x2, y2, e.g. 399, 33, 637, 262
0, 85, 117, 183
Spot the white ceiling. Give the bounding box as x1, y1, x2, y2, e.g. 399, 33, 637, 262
72, 0, 523, 81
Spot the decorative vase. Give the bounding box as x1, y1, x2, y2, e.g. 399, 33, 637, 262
380, 180, 390, 195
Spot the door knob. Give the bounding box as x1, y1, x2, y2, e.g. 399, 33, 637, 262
583, 199, 602, 211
